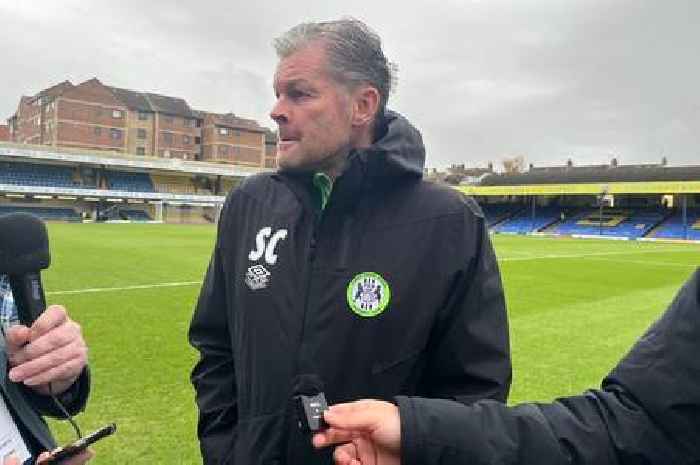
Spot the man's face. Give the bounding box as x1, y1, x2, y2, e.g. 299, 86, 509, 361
270, 42, 355, 174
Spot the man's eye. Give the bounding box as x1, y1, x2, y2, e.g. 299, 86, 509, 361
289, 90, 308, 99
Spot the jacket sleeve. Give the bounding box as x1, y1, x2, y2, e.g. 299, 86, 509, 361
397, 268, 700, 465
419, 202, 511, 404
189, 201, 238, 464
23, 366, 90, 418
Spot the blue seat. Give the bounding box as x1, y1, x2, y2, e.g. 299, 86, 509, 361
104, 171, 155, 193
0, 205, 80, 222
492, 206, 565, 234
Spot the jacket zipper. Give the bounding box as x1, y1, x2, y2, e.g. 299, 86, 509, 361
294, 210, 321, 376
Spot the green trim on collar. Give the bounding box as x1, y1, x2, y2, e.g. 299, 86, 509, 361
312, 172, 333, 211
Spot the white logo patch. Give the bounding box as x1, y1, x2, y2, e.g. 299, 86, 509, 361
248, 227, 288, 266
245, 264, 271, 290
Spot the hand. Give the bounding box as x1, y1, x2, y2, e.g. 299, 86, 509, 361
2, 449, 93, 465
37, 448, 94, 465
312, 400, 401, 465
6, 305, 88, 396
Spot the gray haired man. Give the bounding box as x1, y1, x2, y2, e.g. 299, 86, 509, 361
190, 18, 511, 465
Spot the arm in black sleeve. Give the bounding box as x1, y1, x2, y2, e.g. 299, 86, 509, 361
189, 202, 238, 464
421, 200, 511, 404
397, 268, 700, 465
24, 366, 90, 417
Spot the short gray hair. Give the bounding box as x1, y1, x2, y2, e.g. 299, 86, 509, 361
274, 18, 396, 119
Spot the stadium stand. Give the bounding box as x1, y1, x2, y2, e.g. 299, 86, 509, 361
0, 143, 252, 224
120, 209, 153, 221
552, 208, 668, 238
151, 174, 196, 194
104, 170, 155, 192
653, 208, 700, 240
480, 203, 523, 227
0, 204, 80, 221
0, 161, 78, 188
480, 164, 700, 186
492, 206, 565, 234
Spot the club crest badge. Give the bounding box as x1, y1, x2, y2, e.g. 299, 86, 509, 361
346, 272, 391, 318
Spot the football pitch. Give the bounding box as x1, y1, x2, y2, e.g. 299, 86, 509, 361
40, 223, 700, 464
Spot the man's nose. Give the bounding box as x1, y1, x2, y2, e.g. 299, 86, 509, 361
270, 98, 288, 124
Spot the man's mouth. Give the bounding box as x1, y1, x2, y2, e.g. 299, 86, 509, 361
278, 136, 299, 151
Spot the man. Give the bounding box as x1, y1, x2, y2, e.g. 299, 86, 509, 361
313, 268, 700, 465
189, 18, 511, 465
0, 274, 91, 465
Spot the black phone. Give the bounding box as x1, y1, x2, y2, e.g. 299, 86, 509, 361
42, 423, 116, 464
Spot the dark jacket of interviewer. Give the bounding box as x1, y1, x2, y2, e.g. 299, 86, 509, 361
396, 267, 700, 465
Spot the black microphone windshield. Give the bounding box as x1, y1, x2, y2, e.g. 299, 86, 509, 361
0, 213, 51, 274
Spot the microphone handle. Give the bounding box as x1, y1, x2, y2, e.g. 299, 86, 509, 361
8, 272, 47, 326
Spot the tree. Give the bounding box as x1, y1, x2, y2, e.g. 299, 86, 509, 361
501, 155, 526, 174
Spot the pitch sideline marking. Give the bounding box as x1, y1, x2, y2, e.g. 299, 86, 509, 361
44, 249, 697, 296
499, 248, 696, 262
582, 257, 696, 268
47, 281, 201, 296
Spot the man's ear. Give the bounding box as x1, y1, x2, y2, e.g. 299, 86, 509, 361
351, 86, 380, 128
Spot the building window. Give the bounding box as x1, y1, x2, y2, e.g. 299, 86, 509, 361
183, 118, 193, 128
112, 110, 123, 119
137, 128, 147, 139
218, 145, 229, 156
94, 127, 102, 136
235, 130, 241, 137
218, 127, 228, 135
183, 135, 191, 145
110, 128, 122, 140
136, 147, 145, 156
138, 111, 149, 120
164, 116, 174, 124
163, 132, 173, 144
195, 136, 201, 145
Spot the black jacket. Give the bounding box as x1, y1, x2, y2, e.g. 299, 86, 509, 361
189, 111, 511, 465
397, 267, 700, 465
0, 347, 90, 461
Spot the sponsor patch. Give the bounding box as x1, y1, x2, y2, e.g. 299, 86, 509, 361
245, 264, 271, 290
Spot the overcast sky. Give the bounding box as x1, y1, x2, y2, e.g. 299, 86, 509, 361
1, 0, 698, 169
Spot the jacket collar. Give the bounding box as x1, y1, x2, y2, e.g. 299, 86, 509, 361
275, 110, 426, 215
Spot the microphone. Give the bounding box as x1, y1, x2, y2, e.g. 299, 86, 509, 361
292, 374, 328, 432
0, 213, 51, 326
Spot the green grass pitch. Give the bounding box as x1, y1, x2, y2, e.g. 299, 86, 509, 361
38, 223, 699, 464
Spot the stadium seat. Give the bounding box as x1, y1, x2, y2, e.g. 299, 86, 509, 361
552, 208, 668, 238
104, 171, 155, 193
480, 203, 523, 227
653, 209, 700, 240
0, 205, 80, 222
0, 162, 78, 189
120, 209, 153, 221
492, 206, 566, 234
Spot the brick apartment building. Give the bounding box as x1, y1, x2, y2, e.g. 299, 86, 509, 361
6, 78, 277, 168
200, 112, 267, 166
0, 124, 9, 141
264, 129, 278, 169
